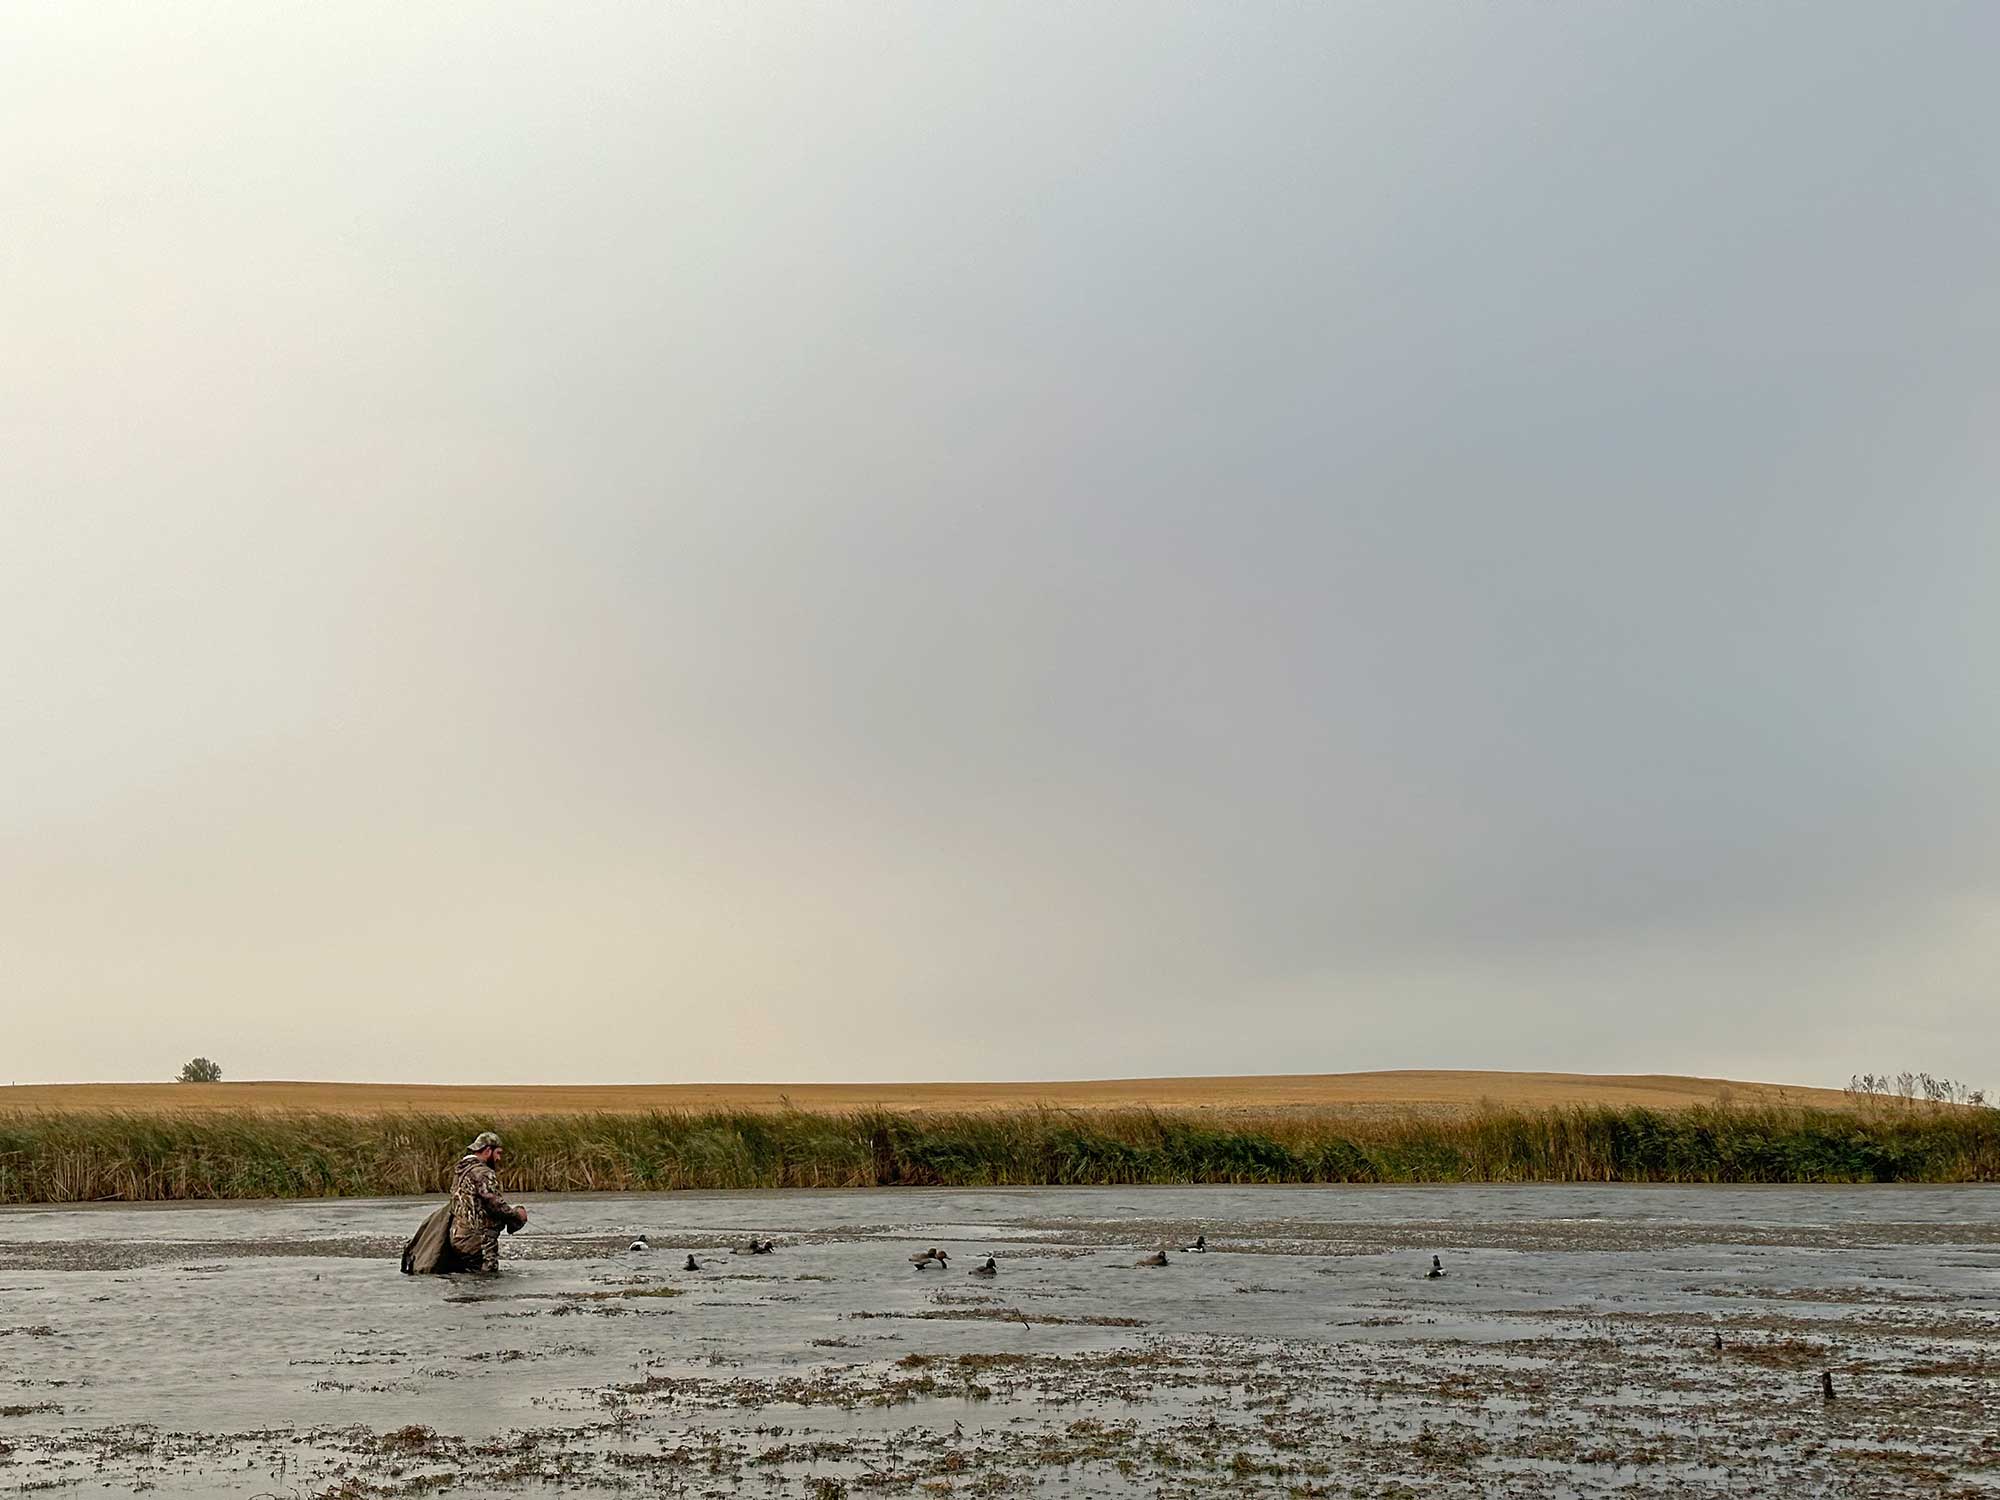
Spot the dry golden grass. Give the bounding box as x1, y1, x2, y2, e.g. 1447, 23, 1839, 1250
0, 1069, 1853, 1119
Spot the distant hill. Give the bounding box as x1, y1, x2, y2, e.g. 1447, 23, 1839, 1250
0, 1070, 1856, 1117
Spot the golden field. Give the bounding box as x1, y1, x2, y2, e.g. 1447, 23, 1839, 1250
0, 1069, 1855, 1118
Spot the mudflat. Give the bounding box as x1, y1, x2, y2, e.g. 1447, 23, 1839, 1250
2, 1184, 1994, 1497
0, 1069, 1854, 1117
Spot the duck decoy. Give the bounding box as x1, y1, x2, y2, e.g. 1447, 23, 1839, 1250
909, 1247, 949, 1269
1137, 1249, 1170, 1267
629, 1238, 651, 1253
1184, 1234, 1207, 1253
969, 1257, 997, 1278
683, 1254, 701, 1272
1821, 1371, 1836, 1402
1426, 1255, 1446, 1280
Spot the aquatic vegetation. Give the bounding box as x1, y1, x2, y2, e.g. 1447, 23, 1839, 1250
0, 1100, 1994, 1202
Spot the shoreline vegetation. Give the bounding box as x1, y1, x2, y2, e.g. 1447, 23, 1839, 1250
3, 1103, 1996, 1203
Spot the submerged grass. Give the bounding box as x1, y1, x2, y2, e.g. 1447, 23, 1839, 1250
0, 1103, 1995, 1203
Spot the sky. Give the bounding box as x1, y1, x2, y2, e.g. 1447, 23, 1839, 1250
4, 4, 1997, 1089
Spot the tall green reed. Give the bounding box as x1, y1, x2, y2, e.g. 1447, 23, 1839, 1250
0, 1102, 1993, 1203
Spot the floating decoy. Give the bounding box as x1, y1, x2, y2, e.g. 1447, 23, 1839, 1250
1821, 1371, 1836, 1402
683, 1254, 701, 1272
910, 1247, 949, 1269
1184, 1234, 1207, 1253
1426, 1256, 1446, 1279
969, 1257, 998, 1278
629, 1238, 650, 1253
1137, 1249, 1171, 1267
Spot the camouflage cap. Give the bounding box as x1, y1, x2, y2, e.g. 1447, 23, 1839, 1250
468, 1131, 503, 1152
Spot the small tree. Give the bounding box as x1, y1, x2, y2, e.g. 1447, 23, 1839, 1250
178, 1057, 223, 1084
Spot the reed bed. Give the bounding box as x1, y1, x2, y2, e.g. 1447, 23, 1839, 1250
1, 1103, 1995, 1203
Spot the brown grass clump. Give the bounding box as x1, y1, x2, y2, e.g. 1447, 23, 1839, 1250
376, 1424, 440, 1453
1725, 1339, 1830, 1369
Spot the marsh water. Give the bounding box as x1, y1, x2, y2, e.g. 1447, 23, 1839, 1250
2, 1185, 1995, 1496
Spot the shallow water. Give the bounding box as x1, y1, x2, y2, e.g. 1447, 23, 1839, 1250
2, 1185, 1996, 1496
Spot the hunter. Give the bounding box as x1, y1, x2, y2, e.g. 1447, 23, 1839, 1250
450, 1130, 528, 1273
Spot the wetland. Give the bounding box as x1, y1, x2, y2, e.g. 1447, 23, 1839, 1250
1, 1184, 1995, 1496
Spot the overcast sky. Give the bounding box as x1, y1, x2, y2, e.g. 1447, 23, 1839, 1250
5, 4, 1996, 1089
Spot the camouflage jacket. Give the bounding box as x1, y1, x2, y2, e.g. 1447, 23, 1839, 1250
449, 1154, 523, 1250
